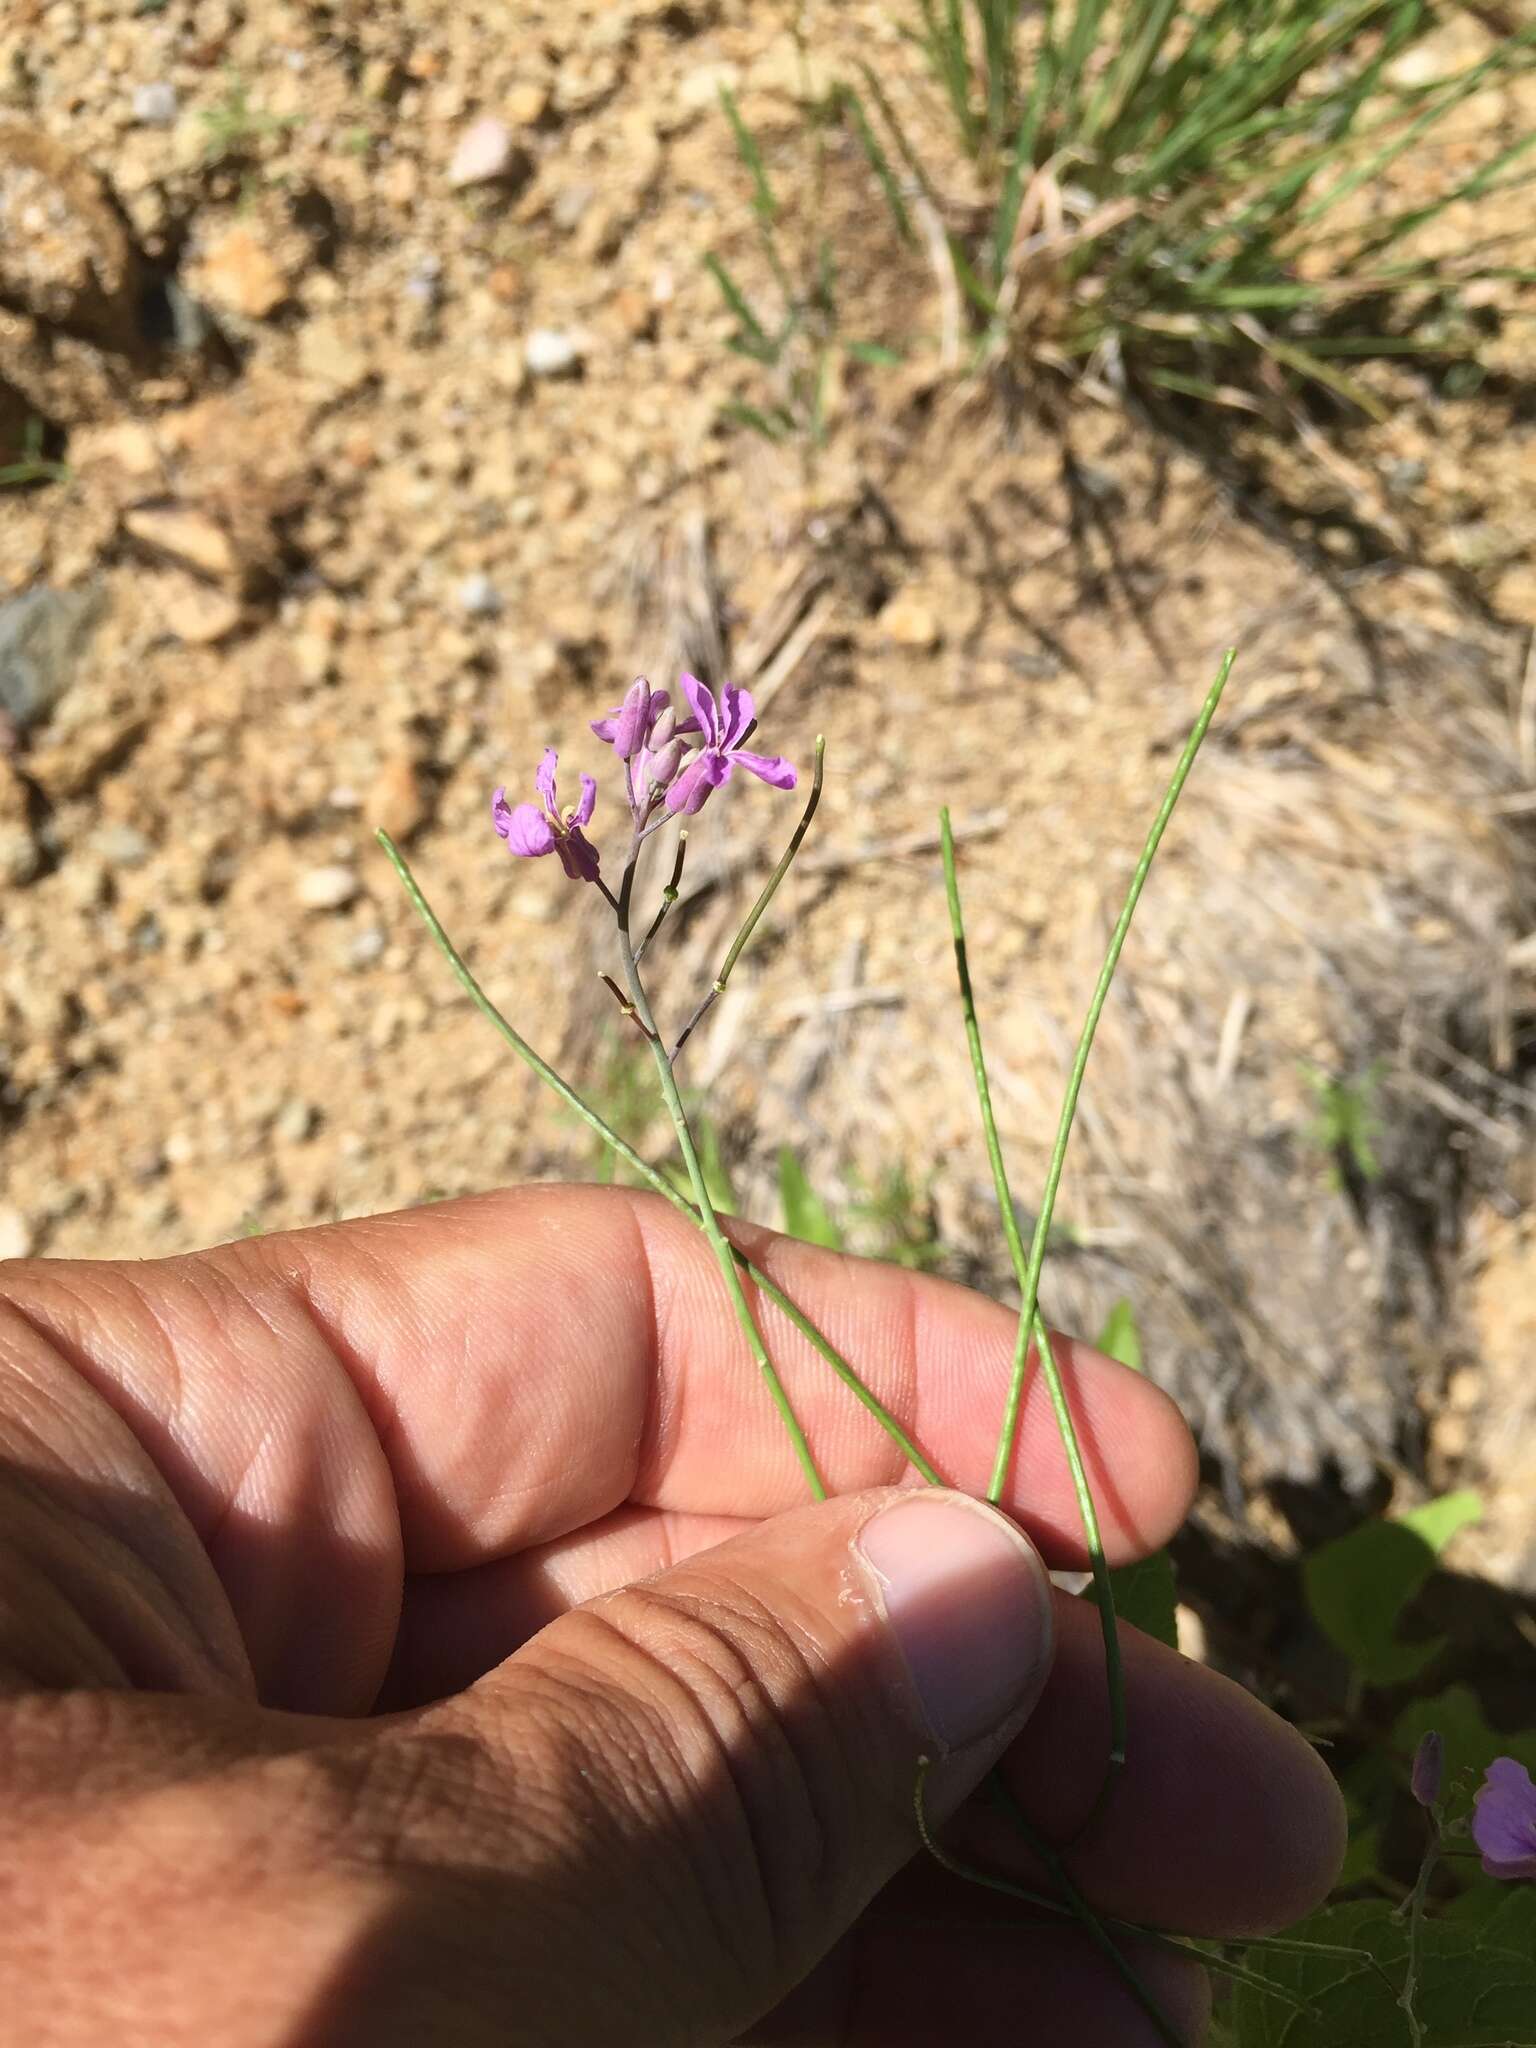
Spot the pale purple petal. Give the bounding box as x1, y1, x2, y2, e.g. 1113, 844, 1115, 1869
556, 827, 601, 883
603, 677, 653, 759
1473, 1758, 1536, 1880
678, 672, 719, 748
501, 802, 556, 857
666, 750, 731, 815
718, 681, 756, 750
491, 786, 514, 838
731, 748, 797, 790
535, 747, 559, 811
590, 711, 621, 744
570, 771, 597, 827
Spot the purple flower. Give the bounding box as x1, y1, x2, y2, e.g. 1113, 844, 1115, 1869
492, 748, 600, 883
665, 672, 797, 816
1472, 1757, 1536, 1881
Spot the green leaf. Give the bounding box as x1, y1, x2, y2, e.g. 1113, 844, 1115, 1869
777, 1146, 845, 1250
1089, 1548, 1179, 1652
719, 86, 777, 224
1227, 1897, 1536, 2047
1302, 1493, 1481, 1686
1397, 1490, 1483, 1554
719, 400, 791, 441
844, 339, 904, 366
1391, 1685, 1536, 1792
1096, 1298, 1143, 1372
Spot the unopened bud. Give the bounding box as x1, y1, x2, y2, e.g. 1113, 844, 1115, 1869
613, 676, 652, 761
650, 705, 676, 750
1412, 1730, 1444, 1809
646, 736, 686, 788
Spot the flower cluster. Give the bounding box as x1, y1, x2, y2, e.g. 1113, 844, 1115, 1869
491, 672, 796, 882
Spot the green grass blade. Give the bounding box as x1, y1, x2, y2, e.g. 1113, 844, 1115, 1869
719, 84, 777, 223
839, 83, 918, 247
703, 254, 777, 360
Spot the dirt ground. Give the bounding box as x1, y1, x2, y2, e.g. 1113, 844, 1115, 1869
4, 0, 1536, 1639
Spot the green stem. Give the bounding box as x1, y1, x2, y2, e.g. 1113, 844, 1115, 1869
672, 736, 826, 1062
940, 809, 1126, 1779
912, 1764, 1297, 2041
991, 650, 1235, 1500
616, 846, 825, 1500
636, 829, 688, 962
1399, 1813, 1439, 2048
379, 832, 946, 1486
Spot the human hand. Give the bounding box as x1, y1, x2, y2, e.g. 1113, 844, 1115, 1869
0, 1187, 1342, 2044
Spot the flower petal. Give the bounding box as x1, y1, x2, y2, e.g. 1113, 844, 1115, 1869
589, 710, 622, 744
570, 772, 598, 827
491, 786, 514, 838
535, 747, 559, 811
731, 748, 798, 791
718, 681, 755, 750
1473, 1758, 1536, 1879
665, 749, 730, 815
556, 827, 602, 882
678, 672, 719, 749
500, 803, 556, 858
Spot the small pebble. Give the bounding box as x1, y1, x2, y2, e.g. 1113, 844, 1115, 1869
347, 926, 387, 969
0, 1204, 32, 1261
447, 116, 518, 189
131, 81, 179, 126
98, 822, 152, 868
275, 1098, 318, 1144
296, 863, 360, 911
523, 328, 584, 379
457, 572, 502, 617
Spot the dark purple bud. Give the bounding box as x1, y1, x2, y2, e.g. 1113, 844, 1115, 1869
1412, 1731, 1444, 1809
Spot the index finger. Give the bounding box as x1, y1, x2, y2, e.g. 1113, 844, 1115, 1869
2, 1186, 1196, 1704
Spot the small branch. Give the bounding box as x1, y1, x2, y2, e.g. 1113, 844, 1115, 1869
598, 971, 659, 1040
672, 735, 826, 1064
635, 829, 688, 963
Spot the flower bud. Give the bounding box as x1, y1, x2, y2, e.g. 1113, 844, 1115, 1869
612, 676, 653, 761
645, 736, 687, 789
650, 705, 676, 751
1412, 1730, 1444, 1809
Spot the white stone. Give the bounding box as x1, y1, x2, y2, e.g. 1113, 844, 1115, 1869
523, 328, 584, 379
296, 863, 359, 911
457, 572, 502, 617
132, 82, 179, 127
447, 116, 517, 189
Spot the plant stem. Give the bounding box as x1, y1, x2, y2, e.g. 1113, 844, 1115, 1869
616, 830, 824, 1499
1398, 1812, 1440, 2048
939, 807, 1126, 1786
991, 650, 1234, 1501
672, 736, 825, 1063
635, 829, 688, 962
379, 831, 945, 1483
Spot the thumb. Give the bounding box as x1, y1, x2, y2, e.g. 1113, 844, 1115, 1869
452, 1486, 1055, 2046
